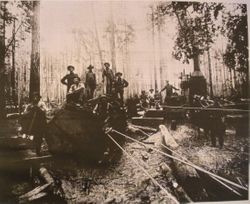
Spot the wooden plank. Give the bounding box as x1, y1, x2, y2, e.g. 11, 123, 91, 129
131, 117, 164, 128
162, 105, 250, 113
19, 183, 50, 200
22, 155, 52, 162
144, 109, 166, 118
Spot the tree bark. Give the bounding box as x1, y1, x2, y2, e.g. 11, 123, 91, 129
110, 3, 116, 73
151, 6, 157, 91
0, 2, 6, 119
207, 50, 213, 98
157, 9, 164, 89
29, 1, 40, 100
193, 50, 200, 72
11, 18, 17, 106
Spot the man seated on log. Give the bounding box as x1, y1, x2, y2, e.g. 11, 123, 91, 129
148, 89, 155, 108
67, 76, 85, 105
139, 90, 149, 109
20, 92, 47, 155
154, 90, 161, 109
93, 95, 112, 120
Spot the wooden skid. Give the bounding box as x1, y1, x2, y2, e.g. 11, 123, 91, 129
131, 117, 164, 128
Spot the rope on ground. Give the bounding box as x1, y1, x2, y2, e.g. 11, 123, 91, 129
105, 133, 180, 204
111, 129, 248, 192
160, 143, 242, 196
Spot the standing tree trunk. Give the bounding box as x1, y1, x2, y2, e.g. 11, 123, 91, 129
92, 2, 104, 84
193, 47, 200, 72
157, 8, 164, 90
29, 1, 40, 100
207, 49, 214, 98
0, 2, 6, 119
109, 3, 116, 73
151, 6, 157, 91
11, 18, 17, 106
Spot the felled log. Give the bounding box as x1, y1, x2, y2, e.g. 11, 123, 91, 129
160, 124, 208, 201
159, 162, 193, 203
129, 124, 157, 133
19, 183, 50, 203
159, 125, 178, 149
40, 167, 54, 184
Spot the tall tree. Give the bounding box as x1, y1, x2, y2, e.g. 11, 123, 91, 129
222, 4, 248, 97
157, 2, 223, 73
29, 0, 40, 99
11, 18, 17, 105
0, 2, 6, 118
151, 5, 158, 90
109, 3, 116, 73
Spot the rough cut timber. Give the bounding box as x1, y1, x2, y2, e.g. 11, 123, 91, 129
131, 117, 164, 128
144, 109, 166, 118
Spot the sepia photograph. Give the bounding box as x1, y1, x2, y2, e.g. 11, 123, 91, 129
0, 0, 249, 203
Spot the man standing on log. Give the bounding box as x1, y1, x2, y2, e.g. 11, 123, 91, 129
102, 62, 114, 95
113, 72, 128, 105
61, 65, 79, 93
85, 65, 96, 99
160, 80, 179, 104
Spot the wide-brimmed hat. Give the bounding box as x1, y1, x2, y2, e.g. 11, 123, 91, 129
104, 62, 110, 67
149, 88, 154, 91
115, 72, 122, 77
67, 65, 75, 71
87, 65, 94, 70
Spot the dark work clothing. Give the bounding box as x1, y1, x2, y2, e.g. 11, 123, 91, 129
114, 77, 129, 103
86, 71, 96, 99
20, 105, 47, 155
161, 84, 178, 104
102, 68, 114, 95
209, 104, 225, 148
161, 84, 178, 97
61, 72, 79, 92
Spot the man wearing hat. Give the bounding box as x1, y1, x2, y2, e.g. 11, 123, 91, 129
85, 65, 96, 99
102, 62, 114, 95
61, 65, 79, 93
113, 72, 129, 104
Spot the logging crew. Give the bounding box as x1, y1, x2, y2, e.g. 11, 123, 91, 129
21, 92, 47, 155
102, 62, 114, 95
61, 65, 79, 93
113, 72, 129, 104
85, 65, 97, 99
161, 80, 179, 104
